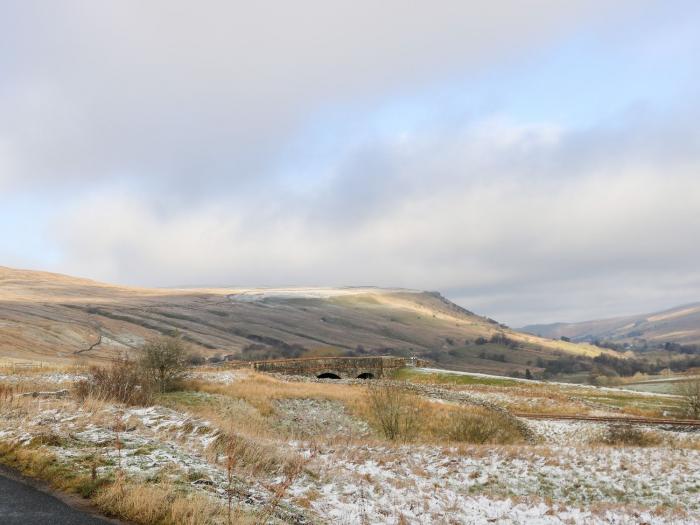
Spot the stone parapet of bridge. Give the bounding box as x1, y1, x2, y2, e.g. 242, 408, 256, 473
242, 355, 427, 379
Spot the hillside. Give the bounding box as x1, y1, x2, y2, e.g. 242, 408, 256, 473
521, 302, 700, 347
0, 266, 606, 371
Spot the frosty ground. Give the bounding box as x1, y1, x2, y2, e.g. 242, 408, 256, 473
1, 368, 699, 524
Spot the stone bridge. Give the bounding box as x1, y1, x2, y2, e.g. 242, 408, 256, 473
243, 356, 427, 379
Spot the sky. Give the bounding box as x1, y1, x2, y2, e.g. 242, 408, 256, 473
1, 1, 700, 326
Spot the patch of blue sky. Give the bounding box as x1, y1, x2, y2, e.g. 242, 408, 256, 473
0, 193, 60, 267
278, 2, 699, 186
482, 24, 698, 127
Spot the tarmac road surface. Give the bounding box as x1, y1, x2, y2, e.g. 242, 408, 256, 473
0, 469, 113, 525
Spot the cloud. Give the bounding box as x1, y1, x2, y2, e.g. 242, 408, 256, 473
2, 1, 699, 326
49, 107, 700, 325
0, 0, 638, 193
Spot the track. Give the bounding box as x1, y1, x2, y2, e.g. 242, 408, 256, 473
515, 412, 700, 427
0, 466, 119, 525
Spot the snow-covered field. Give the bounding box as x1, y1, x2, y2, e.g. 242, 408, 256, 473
187, 369, 243, 384
0, 398, 312, 522
1, 371, 699, 524
290, 421, 700, 524
416, 368, 680, 398
295, 445, 700, 524
0, 372, 87, 385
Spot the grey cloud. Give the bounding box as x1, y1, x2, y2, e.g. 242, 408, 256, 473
3, 0, 697, 327
48, 105, 700, 328
0, 0, 640, 194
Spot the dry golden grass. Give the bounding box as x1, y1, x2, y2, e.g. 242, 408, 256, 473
94, 480, 244, 525
401, 369, 685, 419
190, 373, 366, 415
0, 440, 113, 499
0, 384, 19, 412
206, 431, 304, 478
0, 362, 88, 375
0, 397, 253, 525
189, 374, 527, 445
0, 388, 75, 421
4, 369, 700, 525
74, 357, 154, 406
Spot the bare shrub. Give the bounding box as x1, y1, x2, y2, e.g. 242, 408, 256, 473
446, 408, 526, 444
366, 384, 422, 441
74, 336, 190, 404
140, 336, 188, 393
675, 379, 700, 419
600, 423, 661, 447
74, 356, 153, 406
186, 353, 207, 366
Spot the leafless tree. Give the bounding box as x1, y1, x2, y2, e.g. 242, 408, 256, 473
366, 384, 422, 441
140, 335, 187, 393
675, 378, 700, 419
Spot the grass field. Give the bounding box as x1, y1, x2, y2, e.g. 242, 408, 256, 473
396, 367, 685, 417
2, 365, 699, 524
619, 375, 700, 394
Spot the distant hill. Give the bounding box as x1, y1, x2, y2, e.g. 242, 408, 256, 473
521, 303, 700, 346
0, 266, 608, 372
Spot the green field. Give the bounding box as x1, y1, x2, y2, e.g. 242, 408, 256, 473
619, 375, 699, 395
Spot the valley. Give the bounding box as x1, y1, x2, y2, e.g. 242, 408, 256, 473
522, 302, 700, 347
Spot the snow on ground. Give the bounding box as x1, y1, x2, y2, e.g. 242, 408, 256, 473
273, 398, 371, 440
627, 375, 700, 385
0, 399, 303, 518
227, 287, 416, 302
463, 389, 581, 413
187, 369, 244, 384
0, 372, 87, 384
1, 402, 220, 475
2, 398, 699, 524
416, 368, 680, 398
2, 371, 700, 524
528, 418, 700, 449
526, 419, 606, 445
291, 442, 700, 524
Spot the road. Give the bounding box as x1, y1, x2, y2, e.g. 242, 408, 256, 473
0, 469, 113, 525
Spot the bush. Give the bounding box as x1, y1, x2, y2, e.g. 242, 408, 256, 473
74, 356, 153, 405
446, 409, 526, 444
366, 384, 422, 441
186, 353, 206, 366
140, 336, 188, 393
75, 335, 189, 403
675, 379, 700, 419
600, 423, 661, 447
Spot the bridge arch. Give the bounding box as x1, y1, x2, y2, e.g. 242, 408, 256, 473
356, 372, 375, 379
317, 372, 341, 379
